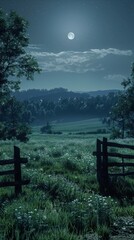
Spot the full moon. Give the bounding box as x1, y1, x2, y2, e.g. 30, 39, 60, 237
68, 32, 75, 40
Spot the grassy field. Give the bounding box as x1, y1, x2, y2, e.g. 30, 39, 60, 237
0, 118, 134, 240
33, 118, 108, 134
52, 118, 106, 133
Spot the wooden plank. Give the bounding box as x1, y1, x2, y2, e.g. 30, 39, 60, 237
108, 152, 134, 159
0, 158, 28, 165
109, 172, 134, 177
108, 162, 134, 167
107, 141, 134, 150
93, 152, 134, 159
102, 137, 109, 195
0, 180, 30, 187
122, 157, 125, 176
0, 160, 14, 165
0, 170, 15, 176
96, 139, 102, 183
14, 146, 22, 195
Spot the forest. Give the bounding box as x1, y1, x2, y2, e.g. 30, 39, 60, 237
0, 87, 119, 141
13, 88, 119, 123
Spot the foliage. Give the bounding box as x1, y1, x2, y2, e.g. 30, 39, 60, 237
0, 97, 32, 142
40, 122, 52, 134
0, 122, 31, 142
11, 90, 118, 124
0, 9, 40, 92
0, 9, 40, 142
110, 63, 134, 138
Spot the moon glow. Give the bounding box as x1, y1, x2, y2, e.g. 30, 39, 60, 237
68, 32, 75, 40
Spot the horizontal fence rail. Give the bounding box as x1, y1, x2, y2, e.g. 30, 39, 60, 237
0, 146, 30, 196
93, 137, 134, 195
93, 151, 134, 159
0, 158, 28, 165
0, 180, 30, 188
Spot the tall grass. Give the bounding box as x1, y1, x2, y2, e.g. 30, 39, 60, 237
0, 118, 134, 239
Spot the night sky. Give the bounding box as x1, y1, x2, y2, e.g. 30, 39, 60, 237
0, 0, 134, 91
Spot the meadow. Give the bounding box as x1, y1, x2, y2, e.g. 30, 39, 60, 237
0, 118, 134, 240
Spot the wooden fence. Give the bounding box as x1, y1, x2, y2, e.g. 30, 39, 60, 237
0, 146, 30, 196
93, 137, 134, 195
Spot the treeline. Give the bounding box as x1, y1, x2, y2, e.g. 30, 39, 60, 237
13, 88, 118, 101
13, 88, 89, 101
1, 90, 118, 128
0, 86, 119, 142
15, 91, 118, 124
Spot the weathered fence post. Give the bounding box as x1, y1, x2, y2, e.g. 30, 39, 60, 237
102, 137, 109, 195
96, 139, 103, 193
14, 146, 22, 195
122, 157, 125, 178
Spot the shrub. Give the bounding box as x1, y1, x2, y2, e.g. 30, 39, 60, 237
0, 122, 31, 142
40, 122, 52, 134
110, 127, 122, 139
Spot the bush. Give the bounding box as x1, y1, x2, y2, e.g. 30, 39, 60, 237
40, 122, 52, 134
110, 127, 122, 139
0, 122, 31, 142
0, 122, 7, 140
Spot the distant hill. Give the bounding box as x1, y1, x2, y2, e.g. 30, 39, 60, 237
85, 89, 120, 97
12, 88, 120, 101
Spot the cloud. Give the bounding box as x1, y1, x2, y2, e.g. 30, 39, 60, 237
27, 44, 41, 50
91, 48, 132, 58
104, 74, 126, 81
29, 46, 133, 73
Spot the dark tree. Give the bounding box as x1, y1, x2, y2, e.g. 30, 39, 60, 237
0, 10, 41, 141
0, 10, 40, 92
110, 63, 134, 138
